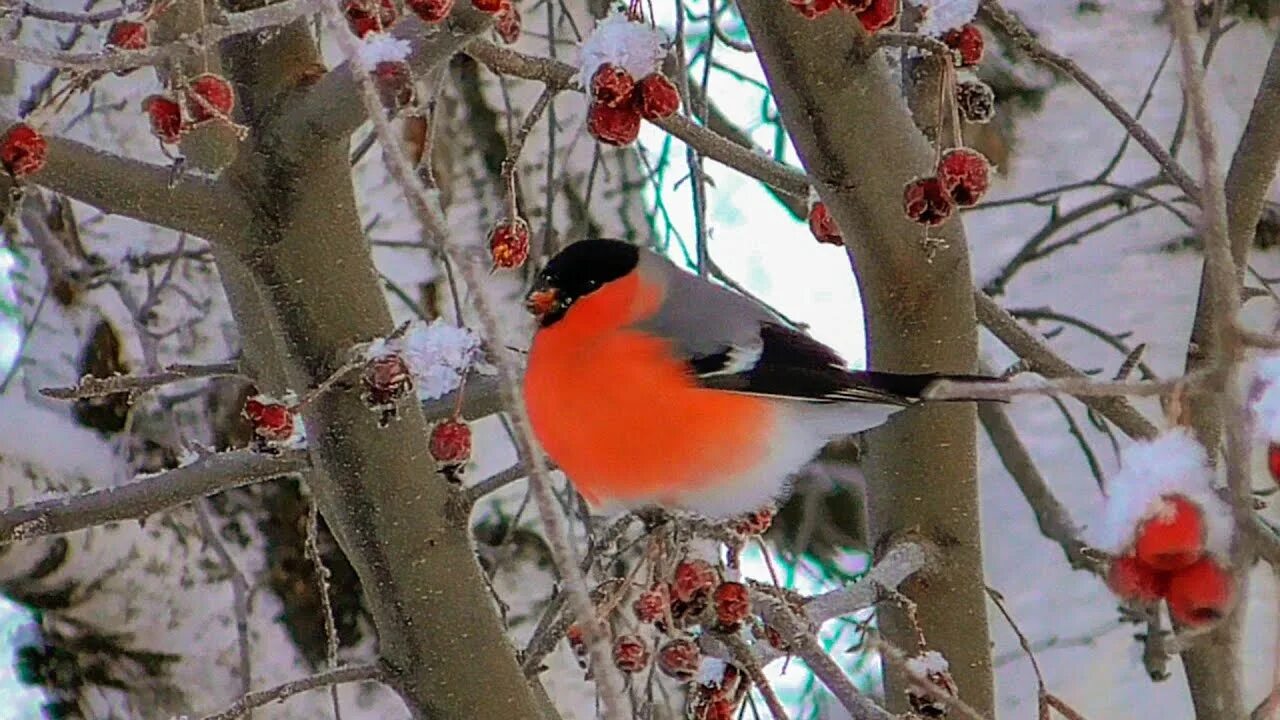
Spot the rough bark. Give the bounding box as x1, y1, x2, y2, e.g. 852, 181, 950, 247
734, 3, 992, 715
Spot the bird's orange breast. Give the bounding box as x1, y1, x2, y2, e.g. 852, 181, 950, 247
522, 270, 775, 506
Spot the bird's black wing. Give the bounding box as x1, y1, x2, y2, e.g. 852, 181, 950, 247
691, 323, 937, 406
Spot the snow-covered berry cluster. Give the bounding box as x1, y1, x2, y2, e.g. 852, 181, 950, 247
904, 650, 959, 717
359, 319, 483, 423
577, 13, 678, 146
1095, 429, 1234, 627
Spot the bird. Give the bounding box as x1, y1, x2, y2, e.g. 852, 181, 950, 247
521, 238, 996, 519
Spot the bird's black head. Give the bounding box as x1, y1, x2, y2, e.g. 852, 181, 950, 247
526, 239, 640, 327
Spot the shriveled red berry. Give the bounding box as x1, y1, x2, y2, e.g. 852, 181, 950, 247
903, 176, 954, 226
429, 418, 472, 466
733, 506, 774, 536
1134, 494, 1205, 571
186, 73, 235, 124
587, 102, 642, 146
657, 638, 701, 681
637, 73, 680, 121
566, 623, 587, 667
494, 1, 521, 44
591, 64, 636, 109
1268, 442, 1280, 485
472, 0, 504, 12
373, 61, 414, 110
942, 24, 984, 67
712, 582, 750, 629
692, 697, 735, 720
937, 147, 990, 207
243, 397, 295, 442
407, 0, 454, 22
106, 20, 149, 50
633, 583, 669, 624
956, 80, 995, 124
1106, 555, 1169, 604
1167, 557, 1232, 626
0, 123, 45, 179
673, 559, 718, 603
856, 0, 898, 33
343, 0, 398, 37
612, 633, 650, 673
807, 201, 842, 246
488, 217, 531, 269
788, 0, 837, 19
143, 95, 183, 144
362, 353, 414, 407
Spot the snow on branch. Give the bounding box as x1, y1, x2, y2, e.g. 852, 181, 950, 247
0, 449, 307, 543
38, 361, 242, 400
198, 663, 384, 720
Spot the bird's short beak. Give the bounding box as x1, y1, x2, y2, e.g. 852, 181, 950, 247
525, 287, 560, 318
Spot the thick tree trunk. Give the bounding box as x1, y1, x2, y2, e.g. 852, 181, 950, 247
735, 4, 992, 715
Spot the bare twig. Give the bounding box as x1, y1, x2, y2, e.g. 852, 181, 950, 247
39, 361, 242, 399
195, 499, 254, 707
305, 500, 344, 720
0, 450, 308, 543
198, 663, 384, 720
979, 0, 1200, 201
926, 371, 1210, 402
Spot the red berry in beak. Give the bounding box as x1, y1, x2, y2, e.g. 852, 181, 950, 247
1134, 494, 1205, 572
1167, 557, 1232, 627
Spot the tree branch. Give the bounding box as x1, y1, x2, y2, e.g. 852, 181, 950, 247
199, 663, 384, 720
0, 450, 308, 543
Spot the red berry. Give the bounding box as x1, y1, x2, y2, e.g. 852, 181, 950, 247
566, 623, 587, 667
0, 123, 45, 179
494, 1, 521, 44
1167, 557, 1232, 627
143, 95, 183, 144
186, 73, 235, 124
807, 201, 842, 246
106, 20, 149, 50
712, 582, 751, 629
942, 24, 984, 67
406, 0, 454, 22
472, 0, 504, 12
788, 0, 837, 19
488, 218, 531, 269
692, 697, 735, 720
673, 559, 718, 603
373, 61, 414, 110
636, 73, 680, 121
612, 634, 650, 673
656, 638, 701, 681
429, 418, 472, 466
1106, 554, 1169, 604
903, 176, 954, 226
856, 0, 898, 32
1268, 442, 1280, 485
587, 102, 642, 147
1134, 494, 1205, 571
633, 583, 669, 624
243, 397, 296, 442
956, 80, 996, 124
937, 147, 991, 207
590, 64, 636, 109
343, 0, 398, 36
733, 506, 774, 536
362, 353, 414, 407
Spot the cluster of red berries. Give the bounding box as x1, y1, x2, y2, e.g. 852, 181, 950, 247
142, 73, 237, 146
787, 0, 897, 32
392, 0, 521, 43
1105, 494, 1233, 627
903, 147, 990, 226
941, 24, 984, 67
488, 217, 531, 269
243, 395, 299, 448
587, 63, 680, 147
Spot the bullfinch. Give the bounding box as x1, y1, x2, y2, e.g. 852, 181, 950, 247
522, 238, 991, 519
